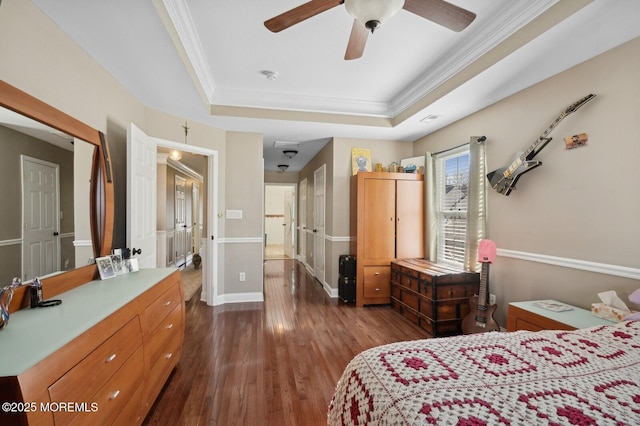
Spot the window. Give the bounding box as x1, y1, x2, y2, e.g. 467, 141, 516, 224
435, 147, 470, 266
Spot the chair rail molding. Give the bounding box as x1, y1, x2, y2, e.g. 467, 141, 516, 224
497, 248, 640, 280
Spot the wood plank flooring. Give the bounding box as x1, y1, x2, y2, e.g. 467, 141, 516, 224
143, 259, 431, 425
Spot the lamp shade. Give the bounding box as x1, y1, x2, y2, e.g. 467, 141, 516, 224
345, 0, 405, 31
169, 149, 182, 161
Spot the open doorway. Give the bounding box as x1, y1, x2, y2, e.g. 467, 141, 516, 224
264, 184, 296, 260
157, 148, 206, 301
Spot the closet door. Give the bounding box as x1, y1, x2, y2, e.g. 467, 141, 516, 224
396, 180, 424, 259
363, 179, 395, 259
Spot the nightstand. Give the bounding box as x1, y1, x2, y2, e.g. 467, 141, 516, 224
507, 300, 616, 331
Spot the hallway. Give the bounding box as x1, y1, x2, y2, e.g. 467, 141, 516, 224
144, 259, 430, 425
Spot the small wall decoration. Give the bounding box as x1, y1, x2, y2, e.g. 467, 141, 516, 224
351, 148, 372, 175
564, 133, 588, 149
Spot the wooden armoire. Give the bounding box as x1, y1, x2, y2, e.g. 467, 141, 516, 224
350, 172, 424, 307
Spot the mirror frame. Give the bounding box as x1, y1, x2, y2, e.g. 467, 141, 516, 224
0, 80, 114, 312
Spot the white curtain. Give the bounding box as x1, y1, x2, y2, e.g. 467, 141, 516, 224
424, 136, 487, 271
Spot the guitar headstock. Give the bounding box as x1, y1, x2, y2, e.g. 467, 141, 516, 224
477, 239, 497, 264
565, 93, 596, 114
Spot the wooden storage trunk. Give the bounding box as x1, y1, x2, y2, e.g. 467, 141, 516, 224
391, 259, 480, 337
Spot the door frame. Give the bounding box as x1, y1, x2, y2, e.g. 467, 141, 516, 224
158, 139, 219, 306
313, 164, 326, 285
298, 178, 307, 267
263, 182, 297, 260
128, 125, 220, 306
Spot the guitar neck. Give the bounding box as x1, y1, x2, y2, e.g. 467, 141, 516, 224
477, 262, 489, 307
503, 94, 595, 178
505, 113, 566, 176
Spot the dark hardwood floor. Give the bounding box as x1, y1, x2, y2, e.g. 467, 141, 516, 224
143, 259, 431, 425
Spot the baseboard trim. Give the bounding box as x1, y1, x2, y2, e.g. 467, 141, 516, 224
214, 291, 264, 305
497, 248, 640, 280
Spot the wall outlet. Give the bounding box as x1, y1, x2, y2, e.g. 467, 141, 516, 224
239, 272, 246, 282
489, 293, 496, 305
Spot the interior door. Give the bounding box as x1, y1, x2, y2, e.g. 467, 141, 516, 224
283, 187, 294, 259
313, 165, 325, 283
22, 156, 59, 281
299, 178, 307, 264
175, 175, 187, 268
126, 123, 157, 268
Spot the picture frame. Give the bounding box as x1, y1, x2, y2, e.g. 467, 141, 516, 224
351, 148, 372, 175
96, 256, 116, 280
110, 253, 124, 275
123, 258, 140, 273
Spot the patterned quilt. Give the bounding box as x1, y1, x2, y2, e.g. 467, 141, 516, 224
328, 320, 640, 425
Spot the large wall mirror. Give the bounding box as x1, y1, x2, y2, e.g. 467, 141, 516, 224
0, 80, 114, 312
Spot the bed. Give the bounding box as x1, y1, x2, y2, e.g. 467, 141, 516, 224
328, 320, 640, 425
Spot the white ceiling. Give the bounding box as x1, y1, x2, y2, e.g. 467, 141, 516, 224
29, 0, 640, 172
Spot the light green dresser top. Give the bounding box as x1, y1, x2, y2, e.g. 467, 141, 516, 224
510, 300, 616, 329
0, 268, 178, 377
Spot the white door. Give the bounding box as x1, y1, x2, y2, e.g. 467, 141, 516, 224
299, 178, 307, 264
283, 187, 294, 259
192, 182, 201, 255
126, 123, 157, 268
313, 165, 326, 283
175, 175, 187, 268
22, 156, 59, 281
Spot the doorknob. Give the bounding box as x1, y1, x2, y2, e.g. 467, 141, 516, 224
53, 232, 59, 236
132, 248, 142, 256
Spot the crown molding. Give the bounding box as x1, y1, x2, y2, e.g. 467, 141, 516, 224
157, 0, 217, 101
159, 0, 562, 120
390, 0, 559, 116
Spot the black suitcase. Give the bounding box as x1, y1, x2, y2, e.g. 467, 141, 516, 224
338, 255, 356, 279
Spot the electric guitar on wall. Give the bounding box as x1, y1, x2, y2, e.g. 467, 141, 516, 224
486, 94, 596, 196
462, 239, 500, 334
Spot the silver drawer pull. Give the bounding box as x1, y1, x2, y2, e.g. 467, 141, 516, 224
105, 354, 117, 363
166, 323, 174, 330
165, 353, 173, 360
164, 301, 172, 306
109, 390, 120, 400
375, 288, 380, 292
374, 272, 380, 275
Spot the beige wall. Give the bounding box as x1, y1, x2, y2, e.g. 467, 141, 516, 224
0, 0, 265, 301
298, 137, 414, 294
414, 36, 640, 325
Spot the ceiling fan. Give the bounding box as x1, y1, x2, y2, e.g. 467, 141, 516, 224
264, 0, 476, 60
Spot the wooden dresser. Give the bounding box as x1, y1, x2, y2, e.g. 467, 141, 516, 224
507, 301, 616, 331
391, 259, 479, 337
0, 268, 185, 425
350, 172, 424, 307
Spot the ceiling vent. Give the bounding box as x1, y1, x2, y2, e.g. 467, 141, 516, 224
274, 141, 300, 149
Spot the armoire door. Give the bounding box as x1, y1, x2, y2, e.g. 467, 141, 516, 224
396, 180, 425, 259
363, 179, 395, 259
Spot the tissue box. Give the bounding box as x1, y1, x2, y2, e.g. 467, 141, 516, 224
591, 303, 634, 322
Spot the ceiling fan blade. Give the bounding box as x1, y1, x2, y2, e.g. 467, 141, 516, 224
265, 0, 344, 33
344, 19, 369, 60
403, 0, 476, 32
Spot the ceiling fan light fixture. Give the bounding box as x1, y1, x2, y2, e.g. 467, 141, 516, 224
345, 0, 405, 33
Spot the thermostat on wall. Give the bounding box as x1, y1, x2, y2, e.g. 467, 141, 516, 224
226, 209, 243, 219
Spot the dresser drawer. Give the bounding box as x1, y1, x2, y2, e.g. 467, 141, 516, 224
146, 285, 182, 333
363, 266, 390, 298
148, 303, 183, 367
145, 331, 182, 407
48, 317, 142, 407
64, 347, 144, 425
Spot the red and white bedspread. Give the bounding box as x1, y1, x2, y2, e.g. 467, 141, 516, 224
328, 320, 640, 425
